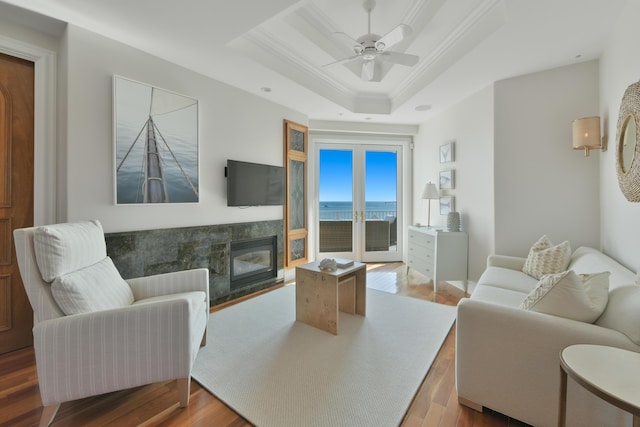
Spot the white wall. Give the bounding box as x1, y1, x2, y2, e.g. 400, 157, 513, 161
494, 61, 600, 257
413, 86, 494, 281
600, 0, 640, 273
416, 61, 600, 281
62, 25, 307, 233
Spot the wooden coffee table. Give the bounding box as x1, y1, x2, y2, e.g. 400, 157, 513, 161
295, 261, 366, 335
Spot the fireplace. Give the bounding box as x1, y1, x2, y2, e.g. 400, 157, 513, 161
230, 236, 278, 291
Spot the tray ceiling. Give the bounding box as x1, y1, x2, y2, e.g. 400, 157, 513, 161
0, 0, 626, 125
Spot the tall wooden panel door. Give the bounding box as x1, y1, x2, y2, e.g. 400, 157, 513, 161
284, 120, 308, 268
0, 53, 35, 354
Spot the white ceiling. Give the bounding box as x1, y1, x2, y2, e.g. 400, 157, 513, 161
1, 0, 627, 126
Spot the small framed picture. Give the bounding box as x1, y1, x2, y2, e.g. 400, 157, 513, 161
440, 196, 454, 215
439, 169, 454, 189
439, 142, 454, 163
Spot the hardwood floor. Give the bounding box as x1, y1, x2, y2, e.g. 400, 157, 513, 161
0, 263, 528, 427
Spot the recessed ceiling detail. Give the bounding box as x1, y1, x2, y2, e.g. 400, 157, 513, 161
1, 0, 627, 125
229, 0, 505, 116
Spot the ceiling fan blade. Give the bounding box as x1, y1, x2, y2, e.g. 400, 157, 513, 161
361, 60, 375, 81
379, 51, 419, 67
375, 24, 412, 51
322, 55, 360, 68
332, 32, 363, 54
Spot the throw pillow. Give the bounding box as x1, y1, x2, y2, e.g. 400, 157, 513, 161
522, 235, 571, 279
595, 285, 640, 346
52, 257, 134, 315
33, 220, 107, 282
519, 270, 610, 323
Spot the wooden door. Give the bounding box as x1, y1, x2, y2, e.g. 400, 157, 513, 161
283, 120, 308, 268
0, 53, 34, 354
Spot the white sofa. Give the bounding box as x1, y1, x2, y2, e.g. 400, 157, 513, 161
456, 246, 640, 427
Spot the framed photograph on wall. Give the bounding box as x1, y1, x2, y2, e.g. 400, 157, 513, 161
439, 141, 454, 163
440, 196, 454, 215
113, 76, 199, 204
439, 169, 454, 189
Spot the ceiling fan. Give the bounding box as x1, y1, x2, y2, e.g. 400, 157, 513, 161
323, 0, 419, 81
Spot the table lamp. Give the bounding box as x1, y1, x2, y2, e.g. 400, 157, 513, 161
421, 182, 439, 227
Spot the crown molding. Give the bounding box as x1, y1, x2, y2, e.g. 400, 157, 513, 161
390, 0, 505, 109
309, 120, 419, 136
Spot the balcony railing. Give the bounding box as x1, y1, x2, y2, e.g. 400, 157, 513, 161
318, 209, 398, 253
319, 209, 397, 221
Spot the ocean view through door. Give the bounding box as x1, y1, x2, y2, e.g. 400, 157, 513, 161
317, 144, 402, 263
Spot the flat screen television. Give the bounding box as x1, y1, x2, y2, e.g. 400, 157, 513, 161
226, 159, 286, 206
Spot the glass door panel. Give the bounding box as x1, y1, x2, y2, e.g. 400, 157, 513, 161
364, 150, 398, 257
318, 149, 354, 256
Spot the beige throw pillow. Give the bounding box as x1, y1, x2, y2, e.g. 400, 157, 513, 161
520, 270, 610, 323
522, 235, 571, 279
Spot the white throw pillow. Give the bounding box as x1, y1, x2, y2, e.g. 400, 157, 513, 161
519, 270, 610, 323
52, 257, 134, 315
34, 220, 107, 282
595, 285, 640, 345
522, 235, 571, 279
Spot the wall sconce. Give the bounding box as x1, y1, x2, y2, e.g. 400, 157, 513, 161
572, 116, 607, 156
421, 182, 440, 227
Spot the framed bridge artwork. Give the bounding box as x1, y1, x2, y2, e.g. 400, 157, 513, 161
113, 76, 199, 204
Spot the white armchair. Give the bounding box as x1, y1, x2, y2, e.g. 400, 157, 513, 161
13, 220, 209, 427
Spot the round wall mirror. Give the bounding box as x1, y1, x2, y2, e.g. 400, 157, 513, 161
619, 114, 637, 174
616, 81, 640, 201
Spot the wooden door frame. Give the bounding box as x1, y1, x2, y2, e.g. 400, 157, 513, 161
283, 120, 308, 268
0, 34, 57, 225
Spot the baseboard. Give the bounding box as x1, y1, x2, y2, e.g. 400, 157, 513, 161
458, 396, 483, 413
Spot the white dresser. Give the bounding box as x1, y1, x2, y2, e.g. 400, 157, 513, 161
407, 226, 468, 293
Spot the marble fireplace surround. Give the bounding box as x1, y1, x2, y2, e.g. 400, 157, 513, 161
105, 220, 284, 305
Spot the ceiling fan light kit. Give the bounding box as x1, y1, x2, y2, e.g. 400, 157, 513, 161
323, 0, 419, 81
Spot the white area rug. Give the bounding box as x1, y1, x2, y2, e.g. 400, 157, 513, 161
192, 285, 456, 427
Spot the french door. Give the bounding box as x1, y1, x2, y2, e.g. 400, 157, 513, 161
316, 143, 403, 262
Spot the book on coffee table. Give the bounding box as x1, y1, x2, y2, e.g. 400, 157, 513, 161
334, 258, 354, 268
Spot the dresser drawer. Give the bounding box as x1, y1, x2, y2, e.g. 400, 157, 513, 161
408, 243, 434, 261
408, 230, 435, 250
408, 255, 434, 278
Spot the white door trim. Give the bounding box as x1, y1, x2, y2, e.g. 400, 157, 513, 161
310, 132, 412, 263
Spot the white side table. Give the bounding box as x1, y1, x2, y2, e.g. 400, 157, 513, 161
559, 344, 640, 427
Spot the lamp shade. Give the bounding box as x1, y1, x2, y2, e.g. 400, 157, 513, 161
422, 182, 439, 199
572, 116, 601, 150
